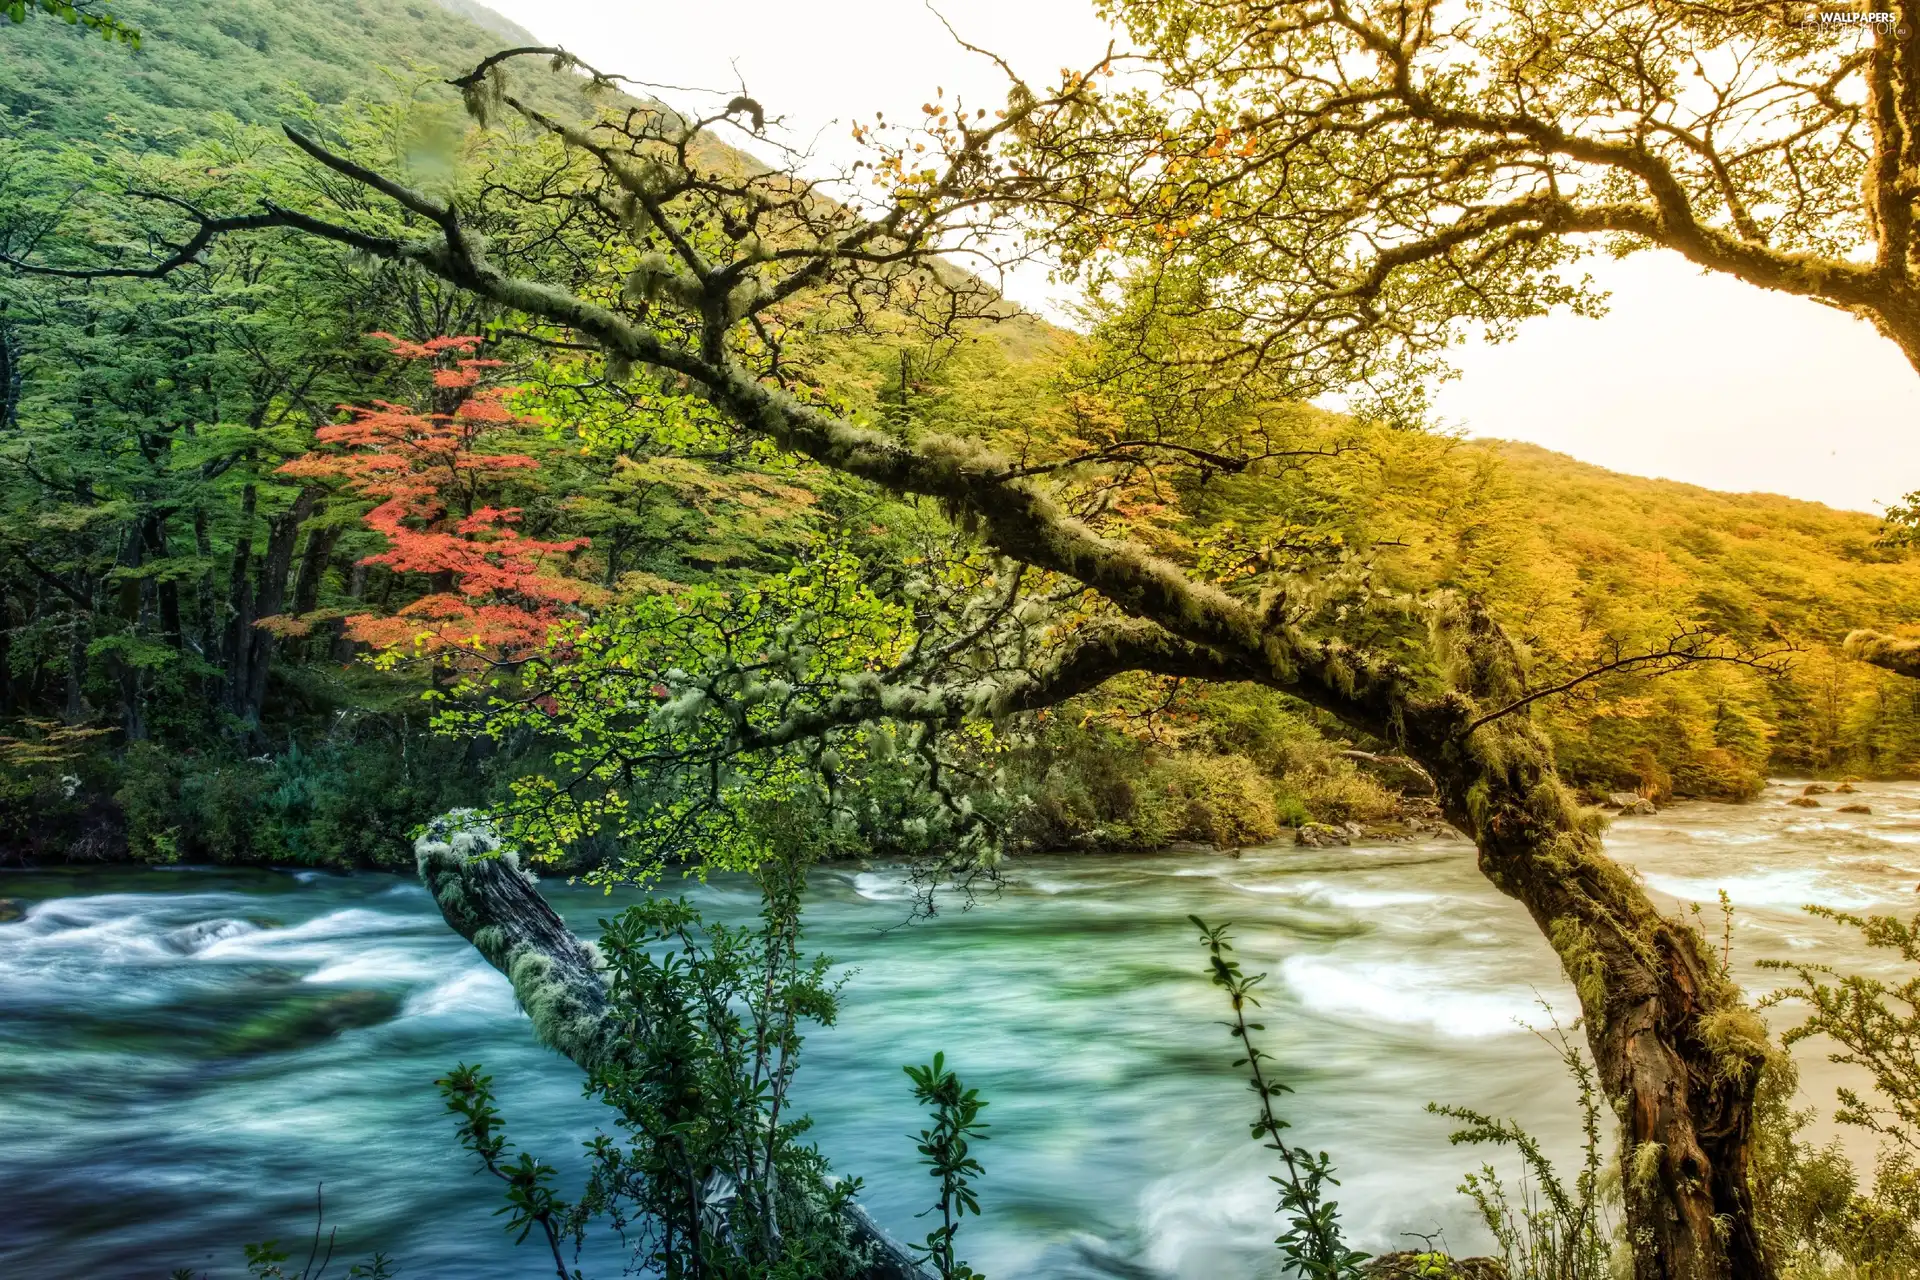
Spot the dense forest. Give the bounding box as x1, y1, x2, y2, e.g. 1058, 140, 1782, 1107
14, 2, 1920, 1279
9, 0, 1920, 874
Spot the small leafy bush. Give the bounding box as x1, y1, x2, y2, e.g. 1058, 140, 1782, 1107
1756, 908, 1920, 1276
1429, 1015, 1614, 1280
905, 1052, 989, 1280
1191, 916, 1371, 1279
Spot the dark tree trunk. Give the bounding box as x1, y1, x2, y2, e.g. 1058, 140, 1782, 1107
290, 526, 338, 617
0, 316, 20, 435
113, 522, 147, 741
329, 559, 369, 663
0, 602, 12, 715
222, 484, 258, 717
289, 524, 340, 662
237, 489, 317, 732
116, 658, 146, 742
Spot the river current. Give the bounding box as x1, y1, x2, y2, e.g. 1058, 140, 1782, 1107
5, 780, 1918, 1279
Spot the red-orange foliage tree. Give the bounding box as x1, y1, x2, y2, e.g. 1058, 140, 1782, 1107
279, 334, 591, 661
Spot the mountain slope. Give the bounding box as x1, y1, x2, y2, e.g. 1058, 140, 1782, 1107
1461, 439, 1920, 785
0, 0, 540, 141
1483, 439, 1912, 640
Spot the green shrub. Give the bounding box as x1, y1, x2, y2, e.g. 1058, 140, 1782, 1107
115, 741, 185, 863
1157, 753, 1280, 847
1756, 909, 1920, 1277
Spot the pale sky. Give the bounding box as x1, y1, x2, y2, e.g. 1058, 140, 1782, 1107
481, 0, 1920, 515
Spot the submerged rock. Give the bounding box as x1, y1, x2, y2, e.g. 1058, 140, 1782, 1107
1839, 803, 1873, 814
0, 898, 22, 924
1788, 796, 1821, 808
216, 989, 403, 1055
160, 918, 257, 955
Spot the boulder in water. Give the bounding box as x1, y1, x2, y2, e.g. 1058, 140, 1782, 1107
0, 898, 21, 924
1839, 803, 1873, 814
1295, 822, 1350, 848
1789, 796, 1821, 808
1606, 792, 1656, 815
217, 988, 403, 1055
1803, 783, 1831, 796
1835, 782, 1859, 794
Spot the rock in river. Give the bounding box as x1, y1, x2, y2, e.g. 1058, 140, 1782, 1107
1606, 792, 1657, 815
1296, 822, 1351, 848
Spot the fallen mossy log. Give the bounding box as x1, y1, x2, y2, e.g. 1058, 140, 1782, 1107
414, 811, 935, 1280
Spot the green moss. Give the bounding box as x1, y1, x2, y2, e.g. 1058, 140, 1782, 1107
1551, 916, 1611, 1017
1632, 1141, 1666, 1197
1701, 1004, 1772, 1084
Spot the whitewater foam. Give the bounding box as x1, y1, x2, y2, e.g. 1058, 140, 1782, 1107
1280, 954, 1538, 1038
1271, 880, 1443, 910
401, 966, 514, 1019
1641, 868, 1891, 912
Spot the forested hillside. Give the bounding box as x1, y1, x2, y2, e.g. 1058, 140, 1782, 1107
1, 0, 534, 136
5, 0, 1920, 874
1481, 442, 1920, 788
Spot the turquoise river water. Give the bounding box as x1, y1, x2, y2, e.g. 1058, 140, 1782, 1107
4, 779, 1918, 1278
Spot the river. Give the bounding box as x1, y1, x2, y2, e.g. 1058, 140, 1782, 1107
4, 779, 1916, 1279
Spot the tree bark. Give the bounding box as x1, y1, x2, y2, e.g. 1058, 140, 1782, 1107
1416, 727, 1766, 1280
143, 514, 182, 651
237, 489, 316, 732
412, 814, 936, 1280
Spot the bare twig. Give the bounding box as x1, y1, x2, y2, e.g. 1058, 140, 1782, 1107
1463, 630, 1797, 736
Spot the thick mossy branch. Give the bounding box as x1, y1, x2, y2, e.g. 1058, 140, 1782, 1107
415, 809, 623, 1070
1846, 629, 1920, 679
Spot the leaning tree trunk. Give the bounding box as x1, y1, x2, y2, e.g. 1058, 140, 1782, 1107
412, 814, 936, 1280
1404, 609, 1771, 1280
236, 489, 317, 734
1427, 745, 1767, 1279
